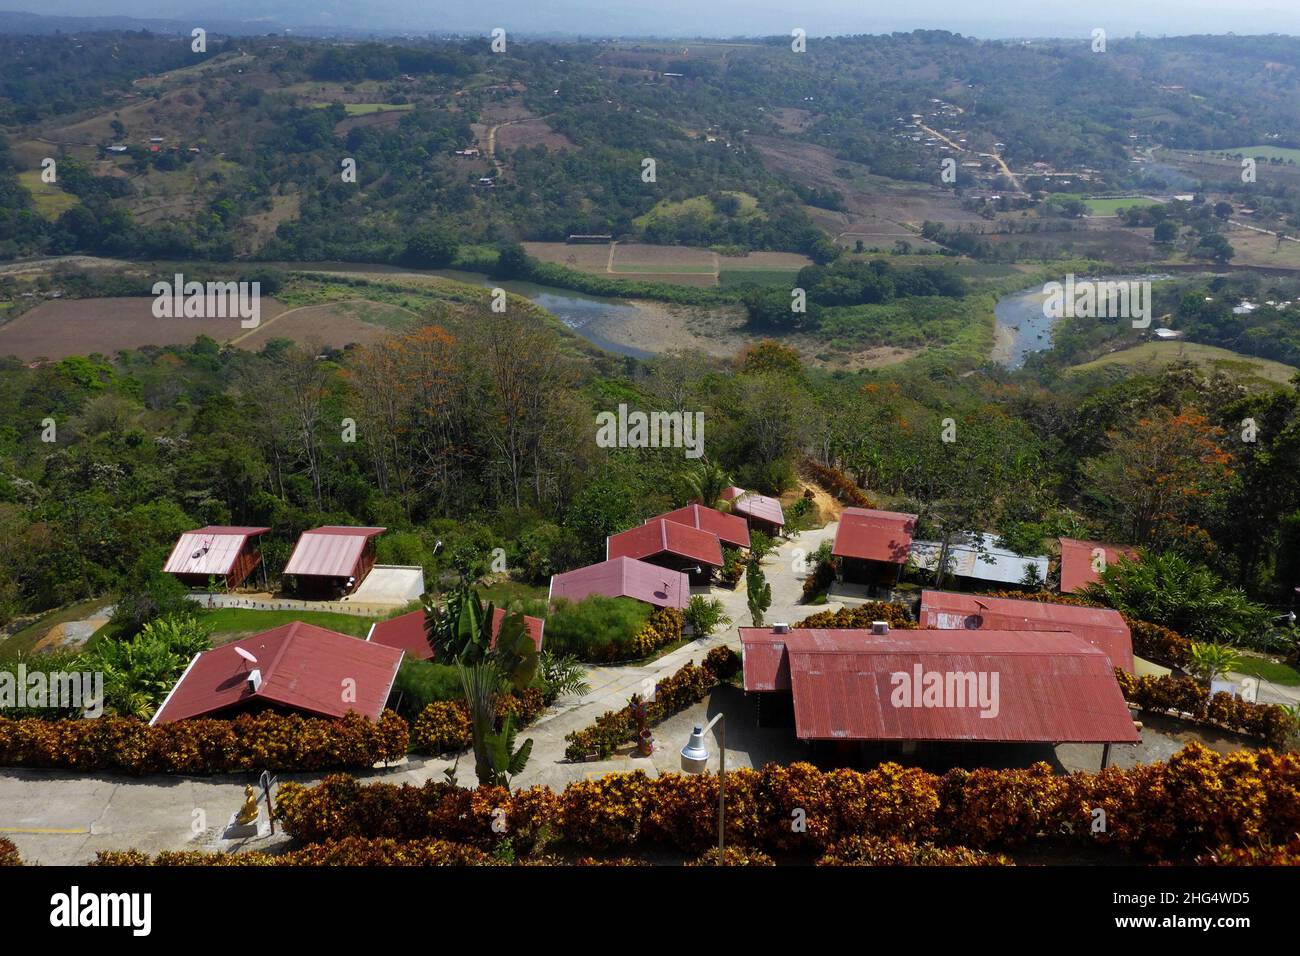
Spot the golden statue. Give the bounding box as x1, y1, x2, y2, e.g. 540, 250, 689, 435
236, 784, 260, 826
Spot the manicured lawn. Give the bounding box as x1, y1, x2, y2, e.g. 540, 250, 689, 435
1233, 655, 1300, 687
200, 607, 379, 644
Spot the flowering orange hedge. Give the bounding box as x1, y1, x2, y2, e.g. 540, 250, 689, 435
1198, 839, 1300, 865
795, 603, 914, 629
275, 743, 1300, 862
1116, 670, 1297, 748
0, 710, 409, 774
563, 646, 741, 761
0, 837, 20, 866
412, 689, 547, 755
628, 607, 685, 659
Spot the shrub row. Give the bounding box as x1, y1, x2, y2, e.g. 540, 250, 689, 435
0, 711, 409, 774
795, 603, 914, 629
563, 646, 741, 761
817, 835, 1013, 866
799, 555, 836, 603
275, 743, 1300, 862
412, 688, 547, 755
628, 607, 685, 660
1116, 671, 1297, 748
801, 459, 876, 508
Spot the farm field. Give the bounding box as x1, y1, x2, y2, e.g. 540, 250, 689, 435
311, 102, 414, 115
523, 240, 726, 286
1220, 225, 1300, 270
230, 299, 417, 350
17, 169, 79, 220
1068, 340, 1299, 386
1195, 144, 1300, 164
1082, 196, 1162, 216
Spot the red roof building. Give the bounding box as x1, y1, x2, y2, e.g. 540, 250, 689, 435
150, 622, 403, 725
1059, 537, 1139, 594
833, 507, 917, 586
283, 526, 386, 596
367, 607, 544, 661
657, 504, 751, 550
162, 526, 270, 589
548, 556, 690, 609
607, 518, 722, 581
918, 590, 1134, 673
720, 486, 785, 534
740, 626, 1138, 744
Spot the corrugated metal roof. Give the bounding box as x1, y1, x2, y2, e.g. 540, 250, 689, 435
720, 486, 785, 527
832, 507, 917, 563
1059, 537, 1139, 593
777, 627, 1138, 744
606, 518, 723, 567
657, 504, 751, 549
283, 526, 386, 579
151, 621, 403, 724
162, 526, 270, 577
909, 532, 1049, 585
918, 589, 1134, 673
548, 557, 690, 609
368, 607, 544, 661
738, 627, 793, 691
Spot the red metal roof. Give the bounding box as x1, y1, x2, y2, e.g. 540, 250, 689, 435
367, 607, 544, 661
833, 508, 917, 563
283, 526, 386, 579
918, 590, 1134, 673
738, 626, 794, 692
162, 526, 269, 577
720, 486, 785, 527
606, 518, 723, 567
657, 504, 751, 549
548, 557, 690, 609
783, 628, 1138, 743
151, 621, 403, 725
1059, 537, 1140, 594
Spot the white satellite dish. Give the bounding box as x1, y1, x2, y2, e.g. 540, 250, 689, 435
234, 647, 258, 665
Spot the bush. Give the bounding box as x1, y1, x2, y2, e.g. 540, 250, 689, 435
543, 596, 653, 662
93, 837, 493, 867
717, 547, 745, 588
802, 459, 875, 507
0, 710, 408, 774
686, 846, 775, 866
1116, 670, 1298, 748
800, 540, 836, 603
684, 596, 730, 638
411, 689, 548, 755
818, 835, 1013, 866
795, 603, 913, 629
390, 658, 462, 719
0, 837, 20, 866
275, 743, 1300, 863
109, 573, 200, 638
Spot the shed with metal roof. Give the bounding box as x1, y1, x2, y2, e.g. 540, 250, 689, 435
162, 526, 270, 590
283, 526, 386, 597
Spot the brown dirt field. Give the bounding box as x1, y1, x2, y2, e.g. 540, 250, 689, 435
0, 297, 289, 360
496, 117, 574, 152
523, 241, 612, 272
40, 86, 208, 146
231, 300, 417, 351
719, 251, 814, 269
612, 242, 718, 270
236, 192, 302, 255
771, 108, 815, 133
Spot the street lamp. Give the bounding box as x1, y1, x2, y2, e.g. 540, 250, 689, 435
680, 712, 725, 863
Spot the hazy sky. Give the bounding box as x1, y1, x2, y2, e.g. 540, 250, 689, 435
19, 0, 1300, 37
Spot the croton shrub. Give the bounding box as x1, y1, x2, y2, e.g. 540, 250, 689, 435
1116, 670, 1297, 748
0, 837, 20, 866
412, 688, 547, 755
795, 603, 914, 630
274, 743, 1300, 863
563, 646, 741, 761
801, 458, 875, 508
0, 710, 408, 774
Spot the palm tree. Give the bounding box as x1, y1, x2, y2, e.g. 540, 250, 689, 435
1187, 642, 1241, 685
680, 458, 732, 510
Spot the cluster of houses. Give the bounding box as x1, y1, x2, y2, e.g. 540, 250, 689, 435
737, 506, 1145, 767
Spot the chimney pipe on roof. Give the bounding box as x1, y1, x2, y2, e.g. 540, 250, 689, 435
871, 621, 889, 635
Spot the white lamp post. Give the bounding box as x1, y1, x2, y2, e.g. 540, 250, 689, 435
680, 712, 725, 863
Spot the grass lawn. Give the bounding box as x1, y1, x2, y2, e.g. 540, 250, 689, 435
1199, 145, 1300, 164
719, 267, 801, 288
477, 580, 549, 612
17, 169, 80, 220
198, 607, 380, 644
1233, 655, 1300, 687
1068, 341, 1299, 387
0, 597, 114, 662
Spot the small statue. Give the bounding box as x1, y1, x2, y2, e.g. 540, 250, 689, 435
236, 784, 260, 826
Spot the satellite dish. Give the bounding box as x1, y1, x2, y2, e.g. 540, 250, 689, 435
234, 647, 258, 664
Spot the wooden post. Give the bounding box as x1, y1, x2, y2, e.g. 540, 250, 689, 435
1101, 742, 1112, 771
